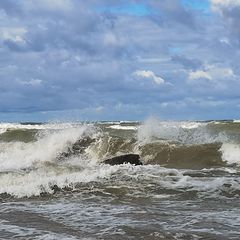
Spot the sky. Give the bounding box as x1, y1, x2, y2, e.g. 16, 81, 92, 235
0, 0, 240, 122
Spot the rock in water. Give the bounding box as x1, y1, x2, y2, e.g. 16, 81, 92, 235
103, 154, 142, 165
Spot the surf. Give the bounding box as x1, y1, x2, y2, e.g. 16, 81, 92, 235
0, 119, 239, 198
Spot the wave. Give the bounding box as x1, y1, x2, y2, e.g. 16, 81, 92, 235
0, 124, 96, 172
1, 162, 239, 199
0, 122, 82, 136
0, 161, 121, 198
1, 121, 239, 171
0, 119, 240, 198
1, 120, 240, 169
220, 143, 240, 165
137, 117, 230, 145
106, 125, 138, 130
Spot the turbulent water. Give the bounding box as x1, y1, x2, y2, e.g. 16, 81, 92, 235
0, 119, 240, 239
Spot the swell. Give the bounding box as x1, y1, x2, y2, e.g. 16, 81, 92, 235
0, 122, 239, 170
139, 142, 224, 169
0, 129, 38, 142
69, 136, 229, 169
0, 121, 240, 199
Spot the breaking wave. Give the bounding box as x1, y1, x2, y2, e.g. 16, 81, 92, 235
0, 118, 239, 198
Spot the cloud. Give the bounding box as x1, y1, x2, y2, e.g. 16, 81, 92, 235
0, 0, 239, 120
211, 0, 240, 38
147, 0, 196, 29
211, 0, 240, 7
95, 106, 105, 113
189, 70, 212, 80
0, 27, 27, 42
171, 55, 202, 70
0, 0, 23, 15
133, 70, 165, 85
189, 66, 235, 81
19, 78, 43, 87
25, 0, 73, 12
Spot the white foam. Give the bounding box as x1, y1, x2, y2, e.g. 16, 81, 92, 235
0, 122, 81, 131
98, 121, 121, 125
0, 161, 239, 198
137, 117, 210, 144
0, 163, 121, 198
180, 122, 204, 129
107, 125, 138, 130
220, 143, 240, 165
0, 128, 7, 135
0, 125, 95, 172
162, 173, 240, 197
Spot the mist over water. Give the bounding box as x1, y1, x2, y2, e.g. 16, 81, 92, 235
0, 119, 240, 239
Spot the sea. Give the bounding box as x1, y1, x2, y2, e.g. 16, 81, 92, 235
0, 118, 240, 239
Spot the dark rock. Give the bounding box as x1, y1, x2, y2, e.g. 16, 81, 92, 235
103, 154, 142, 166
58, 137, 95, 160
51, 184, 61, 194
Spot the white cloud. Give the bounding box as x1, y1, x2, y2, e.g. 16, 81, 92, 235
211, 0, 240, 12
219, 37, 230, 45
19, 79, 43, 86
0, 27, 27, 42
211, 0, 240, 6
133, 70, 165, 85
95, 106, 104, 113
189, 66, 235, 81
103, 32, 118, 45
24, 0, 73, 12
208, 66, 235, 79
189, 70, 212, 80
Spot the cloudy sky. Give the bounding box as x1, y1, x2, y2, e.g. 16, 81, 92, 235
0, 0, 240, 121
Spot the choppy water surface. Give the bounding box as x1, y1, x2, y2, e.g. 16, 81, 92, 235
0, 119, 240, 239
